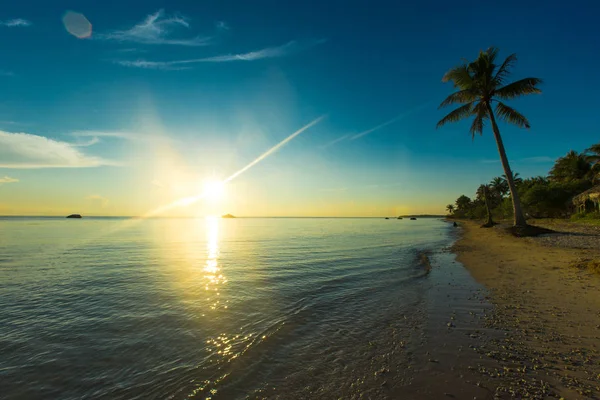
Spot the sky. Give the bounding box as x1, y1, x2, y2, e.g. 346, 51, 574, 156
1, 0, 599, 217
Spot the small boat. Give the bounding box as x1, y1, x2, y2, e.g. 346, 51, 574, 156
397, 217, 403, 220
410, 217, 417, 220
66, 214, 82, 219
385, 217, 390, 219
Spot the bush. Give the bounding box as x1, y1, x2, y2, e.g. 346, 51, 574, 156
571, 211, 600, 221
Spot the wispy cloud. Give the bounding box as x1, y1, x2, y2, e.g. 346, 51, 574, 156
86, 194, 109, 208
151, 179, 164, 188
216, 21, 229, 31
0, 130, 119, 169
73, 130, 173, 144
320, 134, 351, 149
480, 156, 557, 164
520, 156, 556, 163
115, 39, 325, 69
0, 70, 15, 77
0, 19, 32, 27
0, 176, 19, 185
98, 9, 212, 46
351, 102, 432, 141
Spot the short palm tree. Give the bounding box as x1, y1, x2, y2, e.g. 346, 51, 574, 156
549, 150, 592, 182
490, 176, 509, 198
586, 143, 600, 165
477, 184, 495, 227
586, 143, 600, 182
437, 47, 542, 228
501, 172, 523, 188
446, 204, 455, 214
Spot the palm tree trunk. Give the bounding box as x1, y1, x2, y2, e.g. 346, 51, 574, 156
483, 186, 494, 227
486, 103, 527, 227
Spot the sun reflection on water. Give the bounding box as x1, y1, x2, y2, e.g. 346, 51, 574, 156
204, 216, 227, 311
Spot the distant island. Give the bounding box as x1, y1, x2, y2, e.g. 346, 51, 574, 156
399, 214, 445, 218
222, 214, 235, 218
66, 214, 82, 219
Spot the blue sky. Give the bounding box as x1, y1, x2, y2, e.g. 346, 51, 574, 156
1, 0, 599, 216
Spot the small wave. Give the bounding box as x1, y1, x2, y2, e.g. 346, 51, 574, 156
415, 250, 432, 274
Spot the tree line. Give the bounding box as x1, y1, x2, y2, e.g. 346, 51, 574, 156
446, 144, 599, 221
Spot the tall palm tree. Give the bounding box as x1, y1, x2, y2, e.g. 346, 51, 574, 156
437, 47, 542, 228
446, 204, 455, 214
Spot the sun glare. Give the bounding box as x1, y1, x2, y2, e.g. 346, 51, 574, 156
203, 180, 225, 202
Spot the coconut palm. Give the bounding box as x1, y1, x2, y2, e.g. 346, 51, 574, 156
586, 143, 600, 182
490, 176, 509, 198
477, 184, 495, 227
586, 142, 600, 165
446, 204, 455, 214
501, 172, 523, 188
548, 150, 592, 182
437, 47, 542, 228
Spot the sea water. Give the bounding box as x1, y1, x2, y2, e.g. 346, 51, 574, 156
0, 217, 460, 399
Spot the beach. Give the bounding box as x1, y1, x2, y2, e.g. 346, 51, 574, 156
453, 220, 600, 398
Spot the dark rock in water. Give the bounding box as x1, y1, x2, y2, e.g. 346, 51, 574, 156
410, 217, 417, 220
385, 217, 390, 219
397, 217, 403, 219
66, 214, 82, 219
453, 222, 458, 227
222, 214, 235, 218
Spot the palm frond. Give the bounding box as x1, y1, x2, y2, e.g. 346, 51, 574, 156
493, 53, 517, 85
442, 64, 473, 89
438, 89, 478, 108
495, 77, 542, 99
469, 102, 488, 138
495, 102, 530, 129
585, 143, 600, 156
485, 47, 499, 64
496, 102, 530, 129
436, 102, 475, 128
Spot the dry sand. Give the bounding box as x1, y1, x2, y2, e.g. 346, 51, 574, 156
453, 220, 600, 399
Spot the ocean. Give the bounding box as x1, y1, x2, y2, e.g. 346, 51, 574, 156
0, 217, 485, 399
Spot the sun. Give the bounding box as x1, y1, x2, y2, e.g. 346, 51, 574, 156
202, 180, 225, 202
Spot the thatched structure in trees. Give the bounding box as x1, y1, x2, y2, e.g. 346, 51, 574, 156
573, 185, 600, 213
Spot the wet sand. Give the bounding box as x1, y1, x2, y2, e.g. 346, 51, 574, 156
452, 221, 600, 399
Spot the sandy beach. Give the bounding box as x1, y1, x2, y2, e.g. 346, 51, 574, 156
453, 220, 600, 398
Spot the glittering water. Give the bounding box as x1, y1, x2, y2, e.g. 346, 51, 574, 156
0, 217, 456, 399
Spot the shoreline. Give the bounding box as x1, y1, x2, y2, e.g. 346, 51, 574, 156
452, 220, 600, 398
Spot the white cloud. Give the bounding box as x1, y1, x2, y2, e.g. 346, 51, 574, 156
98, 9, 212, 46
0, 176, 19, 184
86, 194, 109, 208
216, 21, 229, 31
73, 130, 173, 145
320, 134, 350, 149
151, 179, 164, 188
0, 130, 120, 168
115, 39, 326, 69
520, 156, 556, 163
0, 19, 32, 27
480, 156, 557, 164
350, 102, 432, 141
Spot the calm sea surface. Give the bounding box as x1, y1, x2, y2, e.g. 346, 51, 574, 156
0, 217, 462, 399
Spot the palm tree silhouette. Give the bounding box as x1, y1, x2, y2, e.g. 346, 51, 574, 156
437, 47, 542, 228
